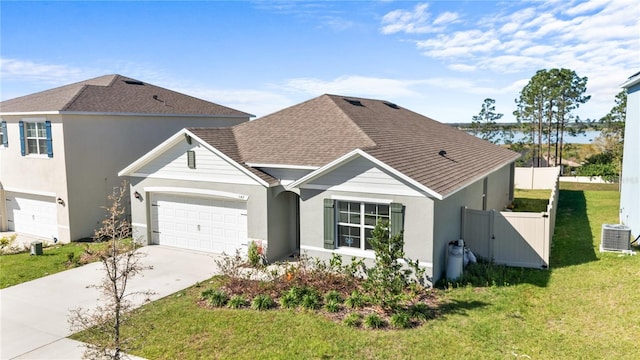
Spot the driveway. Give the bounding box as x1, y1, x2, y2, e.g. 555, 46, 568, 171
0, 245, 221, 359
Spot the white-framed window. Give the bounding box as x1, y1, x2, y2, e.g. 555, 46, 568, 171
336, 201, 390, 250
19, 120, 53, 157
0, 120, 7, 148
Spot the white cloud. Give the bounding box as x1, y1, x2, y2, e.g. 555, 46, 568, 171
433, 11, 459, 25
380, 3, 443, 34
281, 75, 421, 98
0, 58, 88, 84
174, 87, 294, 118
448, 64, 476, 72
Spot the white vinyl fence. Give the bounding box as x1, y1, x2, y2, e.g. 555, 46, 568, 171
461, 167, 560, 269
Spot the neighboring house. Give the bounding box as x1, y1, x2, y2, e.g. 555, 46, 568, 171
620, 71, 640, 238
119, 94, 519, 282
0, 74, 252, 243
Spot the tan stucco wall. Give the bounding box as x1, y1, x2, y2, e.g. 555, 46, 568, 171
0, 115, 71, 242
0, 113, 247, 242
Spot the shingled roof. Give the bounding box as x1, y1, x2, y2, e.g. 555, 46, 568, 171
0, 74, 252, 117
190, 94, 520, 198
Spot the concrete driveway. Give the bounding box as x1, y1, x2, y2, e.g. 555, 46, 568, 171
1, 245, 221, 359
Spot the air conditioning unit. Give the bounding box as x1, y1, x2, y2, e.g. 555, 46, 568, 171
600, 224, 631, 252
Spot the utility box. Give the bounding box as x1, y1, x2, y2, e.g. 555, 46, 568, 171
30, 241, 43, 256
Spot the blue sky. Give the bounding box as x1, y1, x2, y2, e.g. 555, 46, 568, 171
1, 0, 638, 122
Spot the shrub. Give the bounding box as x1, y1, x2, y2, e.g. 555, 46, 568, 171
251, 294, 274, 311
280, 292, 299, 309
364, 313, 385, 329
301, 293, 321, 310
390, 312, 411, 329
324, 300, 341, 313
345, 290, 366, 309
408, 303, 433, 321
324, 290, 343, 304
228, 295, 247, 309
204, 290, 228, 307
247, 241, 262, 267
343, 313, 362, 327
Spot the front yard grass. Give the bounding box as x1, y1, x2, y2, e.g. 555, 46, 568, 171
0, 242, 109, 289
72, 184, 640, 359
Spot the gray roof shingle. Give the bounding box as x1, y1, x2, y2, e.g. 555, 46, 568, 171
0, 74, 252, 117
193, 94, 520, 197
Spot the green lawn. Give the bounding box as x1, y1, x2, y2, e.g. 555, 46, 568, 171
73, 184, 640, 359
513, 189, 552, 212
0, 242, 108, 289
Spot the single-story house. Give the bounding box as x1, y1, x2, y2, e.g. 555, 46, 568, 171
119, 94, 519, 282
0, 74, 252, 243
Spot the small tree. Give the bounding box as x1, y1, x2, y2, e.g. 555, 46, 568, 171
471, 98, 503, 144
364, 220, 422, 311
69, 182, 153, 360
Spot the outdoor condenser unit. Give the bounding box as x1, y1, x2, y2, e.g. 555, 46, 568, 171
600, 224, 631, 252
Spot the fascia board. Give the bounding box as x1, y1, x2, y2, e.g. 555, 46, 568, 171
0, 111, 255, 118
245, 163, 319, 170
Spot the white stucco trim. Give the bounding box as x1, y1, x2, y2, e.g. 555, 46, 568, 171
118, 129, 269, 187
330, 194, 393, 204
287, 149, 441, 199
246, 163, 319, 170
131, 172, 260, 186
301, 245, 376, 260
302, 183, 426, 197
300, 245, 433, 269
3, 188, 57, 197
131, 223, 147, 228
143, 186, 249, 201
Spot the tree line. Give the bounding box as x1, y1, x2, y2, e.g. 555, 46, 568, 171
470, 68, 626, 178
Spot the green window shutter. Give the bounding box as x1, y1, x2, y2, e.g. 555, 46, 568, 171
323, 199, 335, 249
390, 202, 404, 237
19, 121, 25, 156
45, 121, 53, 158
1, 121, 7, 147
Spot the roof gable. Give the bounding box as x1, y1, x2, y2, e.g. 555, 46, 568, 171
0, 74, 253, 117
118, 129, 273, 186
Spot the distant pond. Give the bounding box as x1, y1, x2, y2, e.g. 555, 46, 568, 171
469, 130, 601, 145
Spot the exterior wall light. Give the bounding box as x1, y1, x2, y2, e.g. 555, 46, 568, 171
57, 198, 65, 206
134, 191, 143, 201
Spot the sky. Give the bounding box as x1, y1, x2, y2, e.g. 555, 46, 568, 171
1, 0, 638, 123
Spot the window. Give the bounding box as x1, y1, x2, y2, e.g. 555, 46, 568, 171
337, 201, 390, 250
19, 120, 53, 157
324, 199, 403, 251
0, 121, 6, 147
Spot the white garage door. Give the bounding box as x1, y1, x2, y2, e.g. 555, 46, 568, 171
6, 192, 59, 239
151, 193, 248, 253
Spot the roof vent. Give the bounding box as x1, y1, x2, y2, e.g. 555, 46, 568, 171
384, 102, 399, 109
439, 150, 447, 156
123, 79, 144, 85
344, 98, 364, 107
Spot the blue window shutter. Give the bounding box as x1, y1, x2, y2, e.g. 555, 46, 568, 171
1, 121, 7, 147
45, 121, 53, 158
390, 203, 404, 237
323, 199, 336, 249
19, 121, 25, 156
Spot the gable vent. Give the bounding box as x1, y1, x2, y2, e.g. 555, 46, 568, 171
123, 80, 144, 85
344, 98, 364, 107
384, 101, 399, 109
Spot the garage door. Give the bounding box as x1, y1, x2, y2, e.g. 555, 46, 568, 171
6, 192, 59, 239
151, 193, 248, 253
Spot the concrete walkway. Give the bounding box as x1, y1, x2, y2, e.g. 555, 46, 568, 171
1, 245, 221, 359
